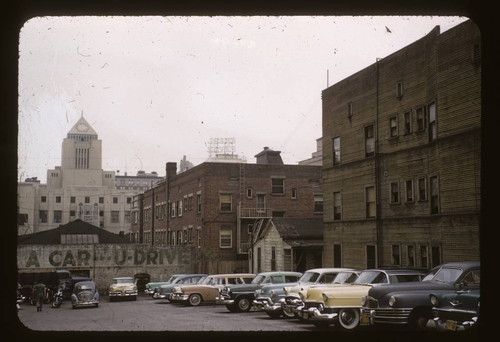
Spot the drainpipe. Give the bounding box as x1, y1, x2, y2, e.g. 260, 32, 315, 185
151, 186, 155, 246
375, 58, 383, 267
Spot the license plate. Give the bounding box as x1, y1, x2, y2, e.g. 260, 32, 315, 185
303, 312, 309, 320
445, 320, 457, 331
285, 307, 293, 313
82, 297, 87, 301
361, 314, 370, 324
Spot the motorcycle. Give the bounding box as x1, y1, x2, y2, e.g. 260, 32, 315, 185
51, 284, 65, 308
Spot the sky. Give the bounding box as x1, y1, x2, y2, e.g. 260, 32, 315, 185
18, 15, 469, 183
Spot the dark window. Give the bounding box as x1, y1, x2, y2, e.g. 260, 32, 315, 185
392, 245, 400, 265
365, 125, 374, 157
271, 178, 285, 194
85, 196, 90, 204
41, 196, 46, 203
366, 245, 376, 269
70, 196, 75, 203
430, 176, 439, 214
333, 244, 342, 268
333, 137, 341, 164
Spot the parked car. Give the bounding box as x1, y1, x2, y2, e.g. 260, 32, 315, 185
253, 268, 355, 318
361, 261, 480, 330
428, 286, 480, 331
170, 273, 256, 306
108, 276, 138, 301
281, 269, 360, 319
71, 281, 100, 309
154, 274, 207, 300
144, 274, 185, 297
300, 269, 425, 329
218, 271, 302, 312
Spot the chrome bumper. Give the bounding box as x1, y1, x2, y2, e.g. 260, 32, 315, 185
72, 299, 99, 307
171, 293, 189, 301
109, 291, 137, 297
253, 297, 281, 313
301, 307, 338, 322
281, 298, 303, 315
427, 317, 478, 331
216, 296, 233, 305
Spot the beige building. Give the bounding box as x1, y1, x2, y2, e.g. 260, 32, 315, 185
18, 116, 137, 235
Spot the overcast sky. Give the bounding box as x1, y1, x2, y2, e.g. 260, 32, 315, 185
18, 15, 468, 183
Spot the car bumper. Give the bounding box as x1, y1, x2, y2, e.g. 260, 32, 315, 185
300, 306, 338, 322
144, 289, 154, 295
253, 297, 281, 313
281, 298, 303, 315
216, 296, 233, 305
426, 317, 478, 331
153, 292, 167, 299
171, 293, 189, 301
109, 291, 138, 297
72, 299, 99, 307
360, 308, 412, 325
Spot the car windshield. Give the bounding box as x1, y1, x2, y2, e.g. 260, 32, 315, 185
354, 271, 387, 284
333, 272, 358, 284
299, 272, 320, 283
429, 267, 463, 284
197, 277, 207, 284
113, 278, 133, 284
252, 275, 267, 284
388, 274, 422, 283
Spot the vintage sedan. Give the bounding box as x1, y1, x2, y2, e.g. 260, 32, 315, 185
218, 271, 302, 312
254, 268, 355, 318
281, 269, 359, 319
71, 281, 99, 308
361, 261, 480, 330
144, 274, 185, 297
154, 274, 207, 300
300, 269, 424, 329
170, 273, 255, 306
428, 286, 480, 331
108, 276, 138, 301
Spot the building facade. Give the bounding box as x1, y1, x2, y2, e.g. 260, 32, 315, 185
131, 147, 323, 274
321, 20, 481, 270
17, 116, 154, 235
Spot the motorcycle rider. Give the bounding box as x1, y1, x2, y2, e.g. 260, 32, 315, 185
33, 281, 46, 312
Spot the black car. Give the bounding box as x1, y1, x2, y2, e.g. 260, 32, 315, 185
360, 261, 480, 330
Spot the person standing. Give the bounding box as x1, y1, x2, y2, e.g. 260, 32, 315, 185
33, 281, 46, 312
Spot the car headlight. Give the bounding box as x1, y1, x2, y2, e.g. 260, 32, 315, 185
430, 295, 438, 306
361, 296, 367, 306
389, 296, 396, 307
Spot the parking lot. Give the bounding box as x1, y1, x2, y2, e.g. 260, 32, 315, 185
16, 293, 330, 332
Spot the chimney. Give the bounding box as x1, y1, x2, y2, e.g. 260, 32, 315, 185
254, 147, 284, 165
166, 162, 177, 180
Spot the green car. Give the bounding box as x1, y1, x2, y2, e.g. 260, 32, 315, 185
217, 271, 302, 312
144, 274, 185, 297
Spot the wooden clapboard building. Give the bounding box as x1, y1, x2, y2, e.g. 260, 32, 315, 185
321, 20, 481, 270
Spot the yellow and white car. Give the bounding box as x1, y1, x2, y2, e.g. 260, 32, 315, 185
108, 277, 138, 301
299, 269, 424, 329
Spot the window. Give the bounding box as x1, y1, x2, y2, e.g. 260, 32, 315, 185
407, 245, 415, 267
389, 116, 398, 138
85, 196, 90, 204
113, 197, 118, 204
220, 229, 232, 248
431, 246, 441, 267
314, 195, 323, 213
430, 176, 439, 214
416, 107, 426, 131
53, 210, 62, 223
188, 195, 193, 211
111, 211, 119, 223
392, 245, 401, 265
333, 244, 342, 268
171, 202, 176, 217
70, 210, 76, 217
124, 211, 130, 223
70, 196, 75, 203
365, 186, 376, 218
396, 80, 403, 98
257, 194, 266, 212
271, 178, 285, 194
428, 102, 436, 141
55, 196, 61, 203
284, 249, 292, 271
127, 197, 132, 204
405, 180, 414, 202
39, 210, 48, 223
177, 200, 183, 216
390, 182, 400, 204
177, 231, 182, 245
365, 125, 374, 157
197, 194, 201, 213
247, 188, 253, 199
220, 194, 232, 212
257, 248, 262, 273
366, 245, 376, 269
291, 188, 297, 199
418, 177, 427, 201
333, 192, 342, 220
271, 246, 276, 271
347, 102, 353, 121
420, 245, 429, 269
184, 196, 188, 211
41, 196, 46, 203
333, 137, 341, 164
99, 197, 104, 204
404, 111, 412, 134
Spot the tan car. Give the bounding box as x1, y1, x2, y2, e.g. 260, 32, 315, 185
170, 273, 255, 306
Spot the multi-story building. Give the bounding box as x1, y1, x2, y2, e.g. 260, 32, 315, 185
321, 20, 481, 270
115, 170, 163, 191
131, 147, 323, 274
17, 116, 147, 235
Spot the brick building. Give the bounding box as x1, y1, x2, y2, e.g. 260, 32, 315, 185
131, 147, 323, 274
321, 20, 480, 270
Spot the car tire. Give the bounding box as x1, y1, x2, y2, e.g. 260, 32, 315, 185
265, 310, 282, 319
281, 306, 296, 319
236, 297, 251, 312
409, 308, 432, 331
188, 294, 202, 306
225, 304, 237, 313
95, 303, 99, 308
337, 308, 360, 330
